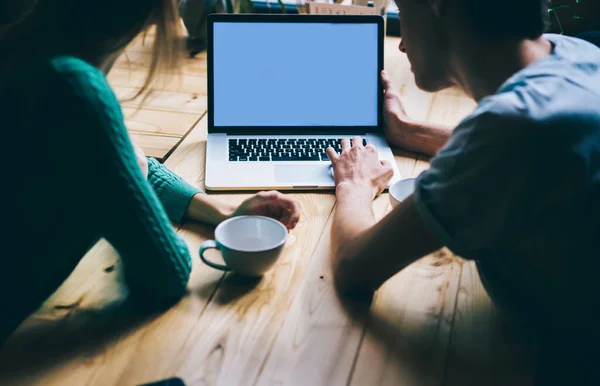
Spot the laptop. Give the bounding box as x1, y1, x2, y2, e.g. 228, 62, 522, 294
205, 14, 401, 191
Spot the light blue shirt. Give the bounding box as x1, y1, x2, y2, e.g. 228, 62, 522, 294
413, 34, 600, 343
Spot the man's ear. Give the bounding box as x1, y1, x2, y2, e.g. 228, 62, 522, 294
429, 0, 446, 17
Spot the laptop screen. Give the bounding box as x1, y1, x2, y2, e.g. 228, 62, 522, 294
211, 19, 380, 129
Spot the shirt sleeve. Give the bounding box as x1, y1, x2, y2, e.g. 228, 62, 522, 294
147, 157, 202, 224
412, 102, 537, 259
60, 67, 192, 304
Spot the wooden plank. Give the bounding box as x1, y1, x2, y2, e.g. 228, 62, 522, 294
122, 108, 200, 137
0, 240, 129, 386
115, 50, 208, 77
350, 252, 462, 386
107, 67, 206, 94
413, 154, 432, 176
114, 87, 207, 115
442, 262, 535, 386
109, 35, 205, 159
252, 154, 418, 386
64, 224, 232, 386
171, 192, 337, 386
251, 195, 389, 386
384, 38, 402, 67
392, 149, 422, 179
124, 30, 156, 53
129, 133, 182, 161
426, 93, 477, 127
348, 154, 462, 386
0, 228, 229, 386
164, 118, 209, 188
124, 22, 194, 54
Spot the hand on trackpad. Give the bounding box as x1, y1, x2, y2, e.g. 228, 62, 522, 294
274, 164, 334, 185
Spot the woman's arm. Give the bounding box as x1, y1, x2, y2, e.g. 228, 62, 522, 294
62, 65, 191, 304
146, 157, 203, 224
143, 156, 300, 228
184, 193, 235, 225
185, 190, 301, 229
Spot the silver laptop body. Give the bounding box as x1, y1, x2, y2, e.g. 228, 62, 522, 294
205, 14, 401, 191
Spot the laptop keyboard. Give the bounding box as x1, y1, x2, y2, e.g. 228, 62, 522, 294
228, 138, 367, 162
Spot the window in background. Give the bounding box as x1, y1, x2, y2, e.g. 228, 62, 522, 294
255, 0, 399, 15
251, 0, 401, 36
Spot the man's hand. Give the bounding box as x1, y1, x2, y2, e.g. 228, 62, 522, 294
381, 71, 453, 156
232, 191, 301, 230
382, 70, 417, 149
382, 70, 412, 133
326, 137, 394, 202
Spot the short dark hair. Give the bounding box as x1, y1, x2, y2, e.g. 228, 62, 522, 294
458, 0, 550, 39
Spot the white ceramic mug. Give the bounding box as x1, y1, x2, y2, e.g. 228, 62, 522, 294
389, 178, 416, 208
198, 216, 288, 277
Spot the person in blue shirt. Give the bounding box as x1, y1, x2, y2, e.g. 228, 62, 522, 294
326, 0, 600, 384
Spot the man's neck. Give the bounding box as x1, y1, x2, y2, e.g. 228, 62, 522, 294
451, 37, 553, 101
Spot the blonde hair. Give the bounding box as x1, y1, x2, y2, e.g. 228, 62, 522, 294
0, 0, 182, 98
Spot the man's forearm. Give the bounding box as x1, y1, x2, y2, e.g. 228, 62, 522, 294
331, 186, 377, 263
330, 185, 380, 293
387, 120, 453, 157
331, 192, 443, 295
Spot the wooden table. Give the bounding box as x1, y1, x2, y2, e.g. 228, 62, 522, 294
0, 32, 535, 386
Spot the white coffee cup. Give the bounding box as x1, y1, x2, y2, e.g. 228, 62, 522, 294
198, 216, 288, 277
389, 178, 417, 208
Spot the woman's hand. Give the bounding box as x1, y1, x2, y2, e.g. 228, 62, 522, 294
186, 191, 301, 230
326, 137, 394, 203
133, 143, 149, 179
232, 191, 301, 230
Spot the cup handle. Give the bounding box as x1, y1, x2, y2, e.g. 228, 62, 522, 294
199, 240, 232, 272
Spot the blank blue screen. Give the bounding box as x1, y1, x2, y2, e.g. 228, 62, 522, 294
213, 22, 379, 127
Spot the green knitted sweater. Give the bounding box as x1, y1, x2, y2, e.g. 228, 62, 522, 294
1, 56, 200, 342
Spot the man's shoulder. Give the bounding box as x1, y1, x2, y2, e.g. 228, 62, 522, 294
453, 80, 599, 149
544, 33, 600, 63
498, 34, 600, 102
472, 40, 600, 133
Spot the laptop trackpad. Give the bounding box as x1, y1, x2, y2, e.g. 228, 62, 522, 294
274, 164, 333, 185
